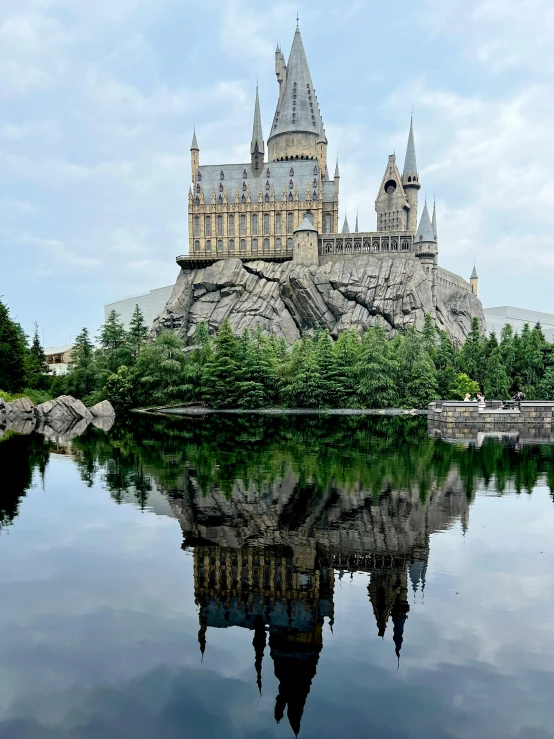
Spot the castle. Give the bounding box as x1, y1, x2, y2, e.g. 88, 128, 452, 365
179, 23, 479, 307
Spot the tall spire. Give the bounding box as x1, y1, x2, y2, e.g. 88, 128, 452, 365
342, 212, 350, 233
432, 199, 437, 241
416, 201, 436, 243
334, 158, 340, 178
251, 85, 265, 156
191, 128, 199, 151
403, 117, 417, 178
355, 208, 359, 233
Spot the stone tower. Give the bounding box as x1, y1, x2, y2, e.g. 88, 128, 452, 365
190, 129, 199, 181
470, 265, 479, 296
402, 118, 420, 233
268, 26, 327, 172
251, 86, 264, 174
415, 201, 438, 308
293, 215, 319, 266
375, 153, 410, 231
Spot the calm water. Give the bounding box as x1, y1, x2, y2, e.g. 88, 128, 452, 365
1, 415, 554, 739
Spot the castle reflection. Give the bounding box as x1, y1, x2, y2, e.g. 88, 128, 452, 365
171, 466, 469, 736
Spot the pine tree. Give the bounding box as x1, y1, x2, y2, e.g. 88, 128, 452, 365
334, 330, 362, 406
66, 328, 97, 399
458, 317, 485, 386
434, 331, 457, 399
315, 330, 342, 407
404, 352, 438, 408
500, 324, 516, 380
356, 326, 399, 408
98, 310, 131, 373
135, 332, 187, 405
0, 298, 27, 393
282, 336, 326, 408
26, 322, 50, 390
537, 367, 554, 400
483, 348, 510, 400
202, 319, 241, 408
421, 313, 438, 360
128, 305, 148, 361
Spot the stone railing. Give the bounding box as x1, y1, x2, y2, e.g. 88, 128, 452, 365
436, 267, 473, 294
427, 401, 554, 438
318, 232, 414, 258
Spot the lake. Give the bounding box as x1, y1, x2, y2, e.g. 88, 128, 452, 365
1, 414, 554, 739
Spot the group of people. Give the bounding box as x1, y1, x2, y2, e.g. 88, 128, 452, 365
462, 390, 525, 408
463, 392, 486, 404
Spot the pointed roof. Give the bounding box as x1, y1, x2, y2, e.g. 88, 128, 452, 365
471, 265, 478, 279
403, 118, 417, 178
334, 159, 340, 178
191, 129, 199, 151
416, 202, 436, 242
294, 215, 317, 233
432, 200, 437, 241
355, 210, 359, 233
269, 28, 324, 140
251, 86, 265, 155
342, 213, 350, 233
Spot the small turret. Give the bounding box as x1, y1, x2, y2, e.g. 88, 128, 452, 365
251, 86, 265, 173
293, 215, 319, 266
432, 198, 437, 241
190, 129, 199, 181
470, 265, 479, 296
334, 158, 340, 200
401, 118, 421, 233
375, 153, 409, 231
341, 213, 350, 233
415, 201, 438, 310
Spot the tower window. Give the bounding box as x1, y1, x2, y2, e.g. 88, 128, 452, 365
243, 181, 247, 191
324, 214, 331, 234
194, 216, 200, 237
252, 214, 258, 235
228, 215, 235, 236
276, 213, 282, 234
197, 173, 202, 181
287, 213, 293, 232
205, 216, 211, 237
240, 215, 246, 235
264, 213, 270, 234
217, 215, 223, 235
385, 179, 397, 194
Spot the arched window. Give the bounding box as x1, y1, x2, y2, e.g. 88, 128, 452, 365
195, 196, 200, 205
288, 192, 293, 201
217, 239, 223, 252
287, 213, 293, 232
196, 184, 201, 193
206, 240, 212, 252
243, 169, 247, 178
290, 167, 294, 176
197, 172, 202, 181
313, 165, 318, 175
242, 181, 247, 191
219, 183, 223, 192
252, 238, 258, 251
217, 215, 223, 235
241, 194, 246, 203
240, 215, 246, 235
324, 214, 331, 234
263, 238, 270, 251
218, 195, 223, 204
263, 213, 270, 234
287, 237, 293, 250
194, 216, 200, 237
194, 240, 200, 252
266, 168, 271, 176
265, 193, 270, 202
276, 237, 282, 250
238, 239, 244, 251
228, 214, 235, 236
251, 214, 258, 235
205, 216, 211, 237
276, 213, 282, 234
229, 239, 235, 251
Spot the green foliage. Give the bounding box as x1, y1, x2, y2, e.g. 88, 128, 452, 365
357, 326, 399, 408
26, 322, 50, 390
484, 348, 510, 400
135, 332, 188, 406
451, 373, 480, 400
65, 328, 97, 399
202, 319, 242, 408
128, 305, 149, 360
105, 366, 134, 411
0, 298, 27, 393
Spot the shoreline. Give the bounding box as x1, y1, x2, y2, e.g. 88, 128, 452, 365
132, 406, 427, 417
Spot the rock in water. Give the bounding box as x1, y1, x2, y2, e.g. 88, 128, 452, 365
88, 400, 116, 418
152, 256, 485, 346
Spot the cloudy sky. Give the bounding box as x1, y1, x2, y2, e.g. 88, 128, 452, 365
1, 0, 553, 346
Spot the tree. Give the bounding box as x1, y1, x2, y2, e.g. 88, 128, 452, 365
483, 348, 510, 400
97, 310, 131, 373
334, 330, 362, 406
66, 328, 97, 400
0, 298, 27, 393
282, 336, 326, 408
105, 365, 134, 411
315, 330, 342, 407
202, 319, 242, 408
537, 367, 554, 400
26, 322, 50, 390
404, 352, 438, 408
135, 332, 187, 406
434, 331, 457, 399
458, 318, 485, 386
356, 326, 399, 408
500, 324, 516, 380
451, 373, 480, 400
421, 313, 438, 360
128, 305, 149, 361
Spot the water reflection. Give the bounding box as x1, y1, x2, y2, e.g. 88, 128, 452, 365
1, 415, 554, 737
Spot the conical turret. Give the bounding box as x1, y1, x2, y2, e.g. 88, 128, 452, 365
470, 264, 479, 296
432, 199, 437, 241
342, 213, 350, 233
402, 118, 421, 232
416, 202, 436, 243
190, 128, 199, 180
251, 86, 265, 172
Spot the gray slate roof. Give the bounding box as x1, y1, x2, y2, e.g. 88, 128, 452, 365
191, 129, 199, 151
294, 215, 317, 232
342, 214, 350, 233
268, 29, 324, 140
251, 86, 264, 155
471, 265, 478, 279
403, 118, 417, 177
195, 159, 331, 203
432, 201, 437, 240
416, 202, 436, 242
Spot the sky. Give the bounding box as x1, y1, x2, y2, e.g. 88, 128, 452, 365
1, 0, 553, 347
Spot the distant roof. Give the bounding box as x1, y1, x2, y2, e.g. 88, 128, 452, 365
471, 265, 478, 279
294, 215, 317, 233
403, 118, 417, 177
44, 345, 73, 355
415, 202, 436, 243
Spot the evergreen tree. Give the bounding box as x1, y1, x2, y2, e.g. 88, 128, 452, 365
0, 299, 27, 393
404, 352, 438, 408
105, 365, 134, 411
135, 332, 187, 405
500, 324, 516, 379
421, 313, 438, 360
315, 330, 342, 407
434, 331, 457, 399
282, 336, 326, 408
128, 305, 149, 361
483, 348, 510, 399
98, 310, 132, 373
66, 328, 97, 399
451, 373, 480, 400
458, 317, 485, 386
334, 330, 362, 406
356, 326, 399, 408
537, 367, 554, 400
202, 319, 241, 408
25, 322, 49, 390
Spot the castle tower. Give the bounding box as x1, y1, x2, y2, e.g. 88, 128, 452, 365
415, 202, 439, 309
375, 154, 410, 231
342, 212, 350, 233
190, 129, 199, 181
268, 26, 326, 164
293, 215, 319, 266
401, 118, 420, 233
251, 86, 265, 174
470, 265, 479, 296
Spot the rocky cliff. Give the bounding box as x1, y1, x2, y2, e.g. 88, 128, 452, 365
152, 256, 485, 346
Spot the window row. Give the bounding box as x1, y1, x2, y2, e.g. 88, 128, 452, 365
193, 213, 297, 237
193, 238, 294, 253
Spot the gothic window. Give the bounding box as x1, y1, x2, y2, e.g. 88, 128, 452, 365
289, 179, 293, 188
242, 194, 246, 203
217, 239, 223, 252
313, 165, 318, 175
240, 214, 246, 235
407, 176, 412, 183
243, 169, 247, 178
228, 215, 235, 236
220, 171, 224, 180
287, 237, 293, 250
345, 239, 352, 253
238, 239, 245, 251
217, 215, 223, 235
197, 172, 202, 181
194, 240, 200, 252
265, 193, 270, 202
354, 239, 361, 252
195, 197, 200, 205
265, 180, 270, 190
206, 240, 212, 252
276, 213, 282, 234
276, 237, 282, 250
324, 214, 331, 234
313, 190, 317, 200
243, 181, 247, 191
363, 239, 370, 251
263, 213, 269, 234
229, 239, 235, 251
313, 178, 317, 188
252, 238, 258, 251
287, 213, 293, 232
263, 238, 270, 251
205, 216, 211, 237
196, 184, 201, 193
372, 240, 380, 252
252, 214, 258, 235
266, 168, 271, 176
218, 195, 223, 204
219, 183, 223, 192
288, 192, 293, 201
290, 167, 294, 176
324, 241, 333, 254
336, 239, 343, 253
194, 216, 200, 237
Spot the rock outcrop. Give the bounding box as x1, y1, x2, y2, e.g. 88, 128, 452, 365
152, 256, 485, 346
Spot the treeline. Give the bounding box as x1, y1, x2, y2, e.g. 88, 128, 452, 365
3, 292, 554, 411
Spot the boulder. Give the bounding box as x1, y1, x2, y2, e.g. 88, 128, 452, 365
88, 400, 116, 418
37, 395, 92, 423
91, 414, 115, 432
151, 255, 486, 347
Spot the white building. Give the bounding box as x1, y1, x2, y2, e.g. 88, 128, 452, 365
44, 345, 73, 376
104, 286, 173, 330
483, 307, 554, 342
